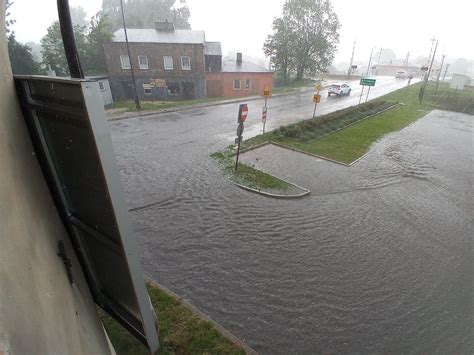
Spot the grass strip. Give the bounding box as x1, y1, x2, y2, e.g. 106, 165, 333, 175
99, 282, 245, 355
211, 152, 289, 192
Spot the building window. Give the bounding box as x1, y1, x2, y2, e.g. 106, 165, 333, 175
138, 55, 148, 70
233, 79, 241, 90
120, 55, 131, 70
181, 56, 191, 70
163, 56, 173, 70
98, 81, 105, 91
245, 79, 251, 90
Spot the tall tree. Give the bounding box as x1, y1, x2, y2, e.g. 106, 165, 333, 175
70, 5, 89, 27
101, 0, 191, 31
83, 12, 113, 74
264, 0, 340, 81
40, 21, 87, 76
8, 33, 41, 74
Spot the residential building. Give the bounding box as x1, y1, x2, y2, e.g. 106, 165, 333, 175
206, 53, 274, 98
104, 21, 209, 101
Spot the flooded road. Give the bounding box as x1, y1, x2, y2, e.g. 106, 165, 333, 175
110, 91, 473, 352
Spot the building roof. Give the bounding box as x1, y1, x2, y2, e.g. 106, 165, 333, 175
222, 59, 272, 73
112, 28, 205, 44
205, 42, 222, 56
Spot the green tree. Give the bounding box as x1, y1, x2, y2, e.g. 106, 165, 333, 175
264, 0, 340, 81
83, 12, 113, 74
7, 33, 41, 74
40, 21, 87, 76
101, 0, 191, 31
70, 5, 88, 27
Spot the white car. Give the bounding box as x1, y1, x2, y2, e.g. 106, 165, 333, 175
395, 70, 407, 79
328, 83, 351, 97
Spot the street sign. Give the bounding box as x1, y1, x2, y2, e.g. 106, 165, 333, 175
262, 106, 267, 121
421, 66, 429, 71
351, 65, 358, 69
313, 93, 321, 103
360, 78, 376, 86
263, 85, 271, 97
236, 122, 244, 137
315, 83, 322, 92
238, 104, 248, 123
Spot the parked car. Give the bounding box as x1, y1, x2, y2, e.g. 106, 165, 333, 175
328, 83, 351, 97
395, 70, 407, 79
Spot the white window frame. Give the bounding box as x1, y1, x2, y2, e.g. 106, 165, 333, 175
245, 79, 251, 90
163, 56, 174, 70
138, 55, 149, 70
181, 56, 191, 70
143, 87, 152, 95
233, 79, 241, 90
120, 54, 131, 70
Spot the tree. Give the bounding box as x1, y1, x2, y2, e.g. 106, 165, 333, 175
70, 5, 88, 27
8, 33, 41, 74
101, 0, 191, 31
41, 21, 87, 76
263, 18, 295, 85
263, 0, 340, 82
83, 12, 113, 74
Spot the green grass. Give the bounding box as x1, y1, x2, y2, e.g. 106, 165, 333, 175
110, 97, 226, 113
211, 152, 289, 192
272, 79, 316, 94
100, 282, 245, 355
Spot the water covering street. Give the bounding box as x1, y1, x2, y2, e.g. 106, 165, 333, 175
109, 80, 473, 353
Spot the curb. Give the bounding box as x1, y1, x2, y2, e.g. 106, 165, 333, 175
145, 278, 259, 355
107, 86, 319, 122
233, 181, 311, 199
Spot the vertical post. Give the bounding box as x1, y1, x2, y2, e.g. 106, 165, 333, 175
365, 86, 371, 102
442, 64, 450, 81
234, 139, 241, 172
120, 0, 141, 110
263, 97, 267, 134
435, 54, 446, 93
420, 39, 438, 104
348, 39, 356, 76
359, 86, 364, 105
313, 100, 318, 118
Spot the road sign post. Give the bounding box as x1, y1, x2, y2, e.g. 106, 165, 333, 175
262, 102, 267, 134
235, 104, 248, 171
359, 78, 376, 104
312, 92, 321, 118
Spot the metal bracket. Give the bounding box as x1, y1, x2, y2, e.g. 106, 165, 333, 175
57, 240, 74, 284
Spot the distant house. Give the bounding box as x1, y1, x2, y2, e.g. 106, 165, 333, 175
103, 21, 211, 101
206, 53, 273, 98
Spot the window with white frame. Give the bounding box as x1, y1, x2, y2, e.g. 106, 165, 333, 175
245, 79, 251, 90
181, 56, 191, 70
163, 56, 173, 70
233, 79, 241, 90
143, 84, 152, 95
120, 54, 131, 70
98, 81, 105, 91
138, 55, 148, 70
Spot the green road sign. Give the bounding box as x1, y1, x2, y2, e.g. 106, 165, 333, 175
360, 78, 376, 86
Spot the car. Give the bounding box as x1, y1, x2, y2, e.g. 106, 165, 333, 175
327, 83, 351, 97
395, 70, 407, 79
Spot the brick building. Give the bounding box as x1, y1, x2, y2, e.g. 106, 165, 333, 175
206, 53, 274, 98
104, 21, 211, 101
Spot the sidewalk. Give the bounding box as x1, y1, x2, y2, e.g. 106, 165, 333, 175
106, 84, 326, 121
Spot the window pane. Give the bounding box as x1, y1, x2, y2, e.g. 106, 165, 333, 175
164, 56, 173, 70
245, 79, 251, 90
233, 80, 241, 90
138, 56, 148, 70
181, 56, 191, 70
120, 55, 131, 70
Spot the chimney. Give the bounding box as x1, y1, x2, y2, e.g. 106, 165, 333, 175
236, 53, 243, 64
155, 20, 175, 32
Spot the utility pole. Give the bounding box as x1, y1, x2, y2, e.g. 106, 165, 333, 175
377, 47, 383, 65
360, 46, 375, 105
404, 51, 410, 68
435, 53, 446, 92
442, 63, 450, 81
348, 39, 356, 76
428, 37, 436, 63
419, 39, 438, 104
120, 0, 141, 110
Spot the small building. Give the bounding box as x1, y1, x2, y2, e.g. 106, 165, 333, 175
103, 21, 209, 101
450, 73, 470, 90
206, 53, 273, 98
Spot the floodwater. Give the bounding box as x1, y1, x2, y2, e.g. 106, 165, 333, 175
111, 109, 473, 353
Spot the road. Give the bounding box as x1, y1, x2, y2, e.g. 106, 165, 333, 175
107, 77, 473, 353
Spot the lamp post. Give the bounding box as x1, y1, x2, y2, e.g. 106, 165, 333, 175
120, 0, 141, 110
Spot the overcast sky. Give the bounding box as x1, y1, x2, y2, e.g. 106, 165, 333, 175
10, 0, 474, 65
